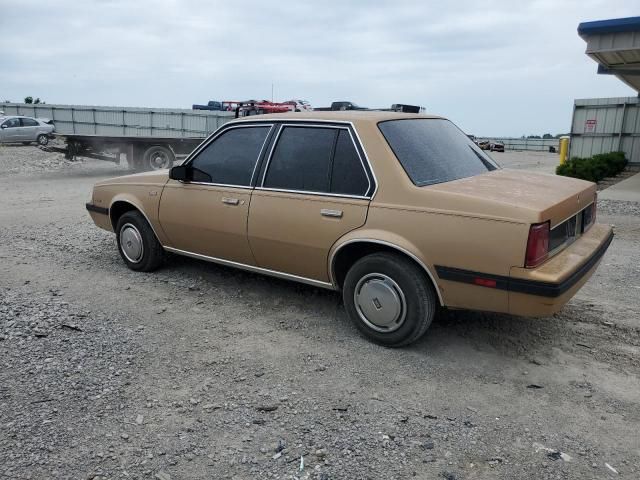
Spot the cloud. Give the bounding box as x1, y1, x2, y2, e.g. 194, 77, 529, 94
0, 0, 637, 136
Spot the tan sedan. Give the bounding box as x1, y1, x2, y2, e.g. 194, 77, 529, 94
86, 112, 613, 347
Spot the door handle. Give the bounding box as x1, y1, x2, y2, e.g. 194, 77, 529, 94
321, 209, 343, 218
222, 197, 240, 205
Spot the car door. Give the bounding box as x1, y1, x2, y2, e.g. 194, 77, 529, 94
20, 117, 40, 141
0, 118, 21, 142
159, 124, 273, 265
248, 124, 374, 282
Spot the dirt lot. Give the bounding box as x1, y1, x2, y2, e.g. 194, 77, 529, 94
1, 145, 639, 480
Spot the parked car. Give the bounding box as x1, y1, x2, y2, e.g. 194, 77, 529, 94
0, 115, 54, 145
285, 99, 313, 112
489, 140, 505, 152
86, 112, 613, 347
192, 100, 224, 111
314, 101, 367, 111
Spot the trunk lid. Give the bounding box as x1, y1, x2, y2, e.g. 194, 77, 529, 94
427, 169, 597, 226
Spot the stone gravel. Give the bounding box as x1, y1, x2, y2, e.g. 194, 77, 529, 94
1, 145, 639, 479
598, 199, 640, 217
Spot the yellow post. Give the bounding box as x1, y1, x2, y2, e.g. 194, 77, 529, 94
559, 136, 569, 164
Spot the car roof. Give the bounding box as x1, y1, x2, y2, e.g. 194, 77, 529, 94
232, 111, 444, 125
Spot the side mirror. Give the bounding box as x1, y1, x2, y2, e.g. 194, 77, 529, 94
0, 124, 7, 129
169, 165, 191, 181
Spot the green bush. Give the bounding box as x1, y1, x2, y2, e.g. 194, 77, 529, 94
556, 151, 627, 182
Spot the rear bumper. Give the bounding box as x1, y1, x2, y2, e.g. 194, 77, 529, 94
508, 223, 613, 316
435, 223, 614, 316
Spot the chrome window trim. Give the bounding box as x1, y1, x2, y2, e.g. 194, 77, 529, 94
343, 127, 373, 196
328, 239, 444, 305
253, 186, 370, 200
179, 123, 274, 188
350, 123, 379, 198
260, 122, 377, 198
163, 246, 335, 290
260, 123, 283, 187
174, 181, 253, 191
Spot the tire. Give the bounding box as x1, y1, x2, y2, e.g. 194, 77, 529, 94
115, 211, 164, 272
143, 145, 174, 171
37, 134, 49, 146
343, 252, 437, 347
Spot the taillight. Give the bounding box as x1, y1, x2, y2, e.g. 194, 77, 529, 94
525, 221, 550, 268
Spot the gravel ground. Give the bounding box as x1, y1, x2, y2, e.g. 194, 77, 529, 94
0, 144, 639, 479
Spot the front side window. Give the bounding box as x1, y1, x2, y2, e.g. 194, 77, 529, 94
264, 126, 336, 193
379, 119, 498, 187
2, 118, 20, 128
190, 126, 270, 185
21, 118, 39, 127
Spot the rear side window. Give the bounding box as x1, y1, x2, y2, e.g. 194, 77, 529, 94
330, 130, 369, 196
379, 119, 498, 187
190, 126, 270, 185
264, 126, 336, 193
21, 118, 39, 127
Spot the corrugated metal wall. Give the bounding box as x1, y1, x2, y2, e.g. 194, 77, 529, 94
570, 96, 640, 164
0, 103, 234, 138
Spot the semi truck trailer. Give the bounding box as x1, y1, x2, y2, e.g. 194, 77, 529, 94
0, 102, 235, 170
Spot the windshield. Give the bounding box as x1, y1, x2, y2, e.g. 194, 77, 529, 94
378, 119, 498, 187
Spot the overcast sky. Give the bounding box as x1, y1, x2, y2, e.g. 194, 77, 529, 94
1, 0, 637, 136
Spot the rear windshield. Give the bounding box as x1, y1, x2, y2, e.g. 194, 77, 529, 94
378, 119, 498, 187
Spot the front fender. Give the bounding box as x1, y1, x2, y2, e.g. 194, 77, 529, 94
108, 190, 169, 245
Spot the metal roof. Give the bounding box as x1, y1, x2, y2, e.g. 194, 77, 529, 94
578, 16, 640, 92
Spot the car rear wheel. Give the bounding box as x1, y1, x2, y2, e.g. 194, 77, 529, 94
115, 211, 164, 272
343, 252, 436, 347
37, 134, 49, 146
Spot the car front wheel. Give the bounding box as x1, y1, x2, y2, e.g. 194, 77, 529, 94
343, 252, 437, 347
37, 134, 49, 146
115, 211, 164, 272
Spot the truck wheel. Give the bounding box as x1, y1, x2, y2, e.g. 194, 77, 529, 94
116, 211, 164, 272
343, 252, 436, 347
144, 145, 174, 170
37, 134, 49, 146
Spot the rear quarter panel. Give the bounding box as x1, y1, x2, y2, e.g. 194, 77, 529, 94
339, 205, 529, 313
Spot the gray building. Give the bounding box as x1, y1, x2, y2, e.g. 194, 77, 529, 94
570, 16, 640, 165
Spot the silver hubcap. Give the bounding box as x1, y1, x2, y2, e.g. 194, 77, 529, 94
119, 223, 144, 263
354, 273, 406, 333
149, 150, 170, 169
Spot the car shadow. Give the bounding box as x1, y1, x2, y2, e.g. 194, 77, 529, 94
160, 253, 569, 362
